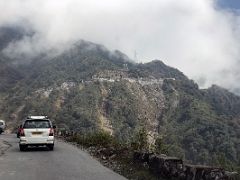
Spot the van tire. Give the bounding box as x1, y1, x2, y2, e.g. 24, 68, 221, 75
19, 145, 26, 151
48, 144, 54, 151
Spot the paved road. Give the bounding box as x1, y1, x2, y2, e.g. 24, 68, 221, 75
0, 134, 126, 180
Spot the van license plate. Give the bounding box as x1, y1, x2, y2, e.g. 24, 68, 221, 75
32, 132, 42, 135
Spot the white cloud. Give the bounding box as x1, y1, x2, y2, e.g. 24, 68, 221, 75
1, 0, 240, 94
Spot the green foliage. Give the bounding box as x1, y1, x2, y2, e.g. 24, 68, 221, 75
131, 127, 149, 151
69, 131, 119, 148
104, 82, 140, 140
162, 80, 240, 165
154, 136, 170, 155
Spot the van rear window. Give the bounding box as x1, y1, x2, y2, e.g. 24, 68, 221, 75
23, 120, 51, 129
0, 122, 3, 125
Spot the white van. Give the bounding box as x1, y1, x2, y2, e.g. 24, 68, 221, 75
19, 116, 55, 151
0, 120, 5, 134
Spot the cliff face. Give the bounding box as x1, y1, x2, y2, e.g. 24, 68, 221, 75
0, 30, 240, 166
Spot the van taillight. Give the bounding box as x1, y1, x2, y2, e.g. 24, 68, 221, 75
20, 128, 25, 136
49, 128, 54, 136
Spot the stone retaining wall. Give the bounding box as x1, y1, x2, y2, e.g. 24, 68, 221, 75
133, 152, 239, 180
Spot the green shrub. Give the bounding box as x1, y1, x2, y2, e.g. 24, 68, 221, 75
131, 127, 149, 151
154, 136, 170, 155
69, 131, 121, 148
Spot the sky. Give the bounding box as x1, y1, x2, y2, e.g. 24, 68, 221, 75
217, 0, 240, 10
1, 0, 240, 94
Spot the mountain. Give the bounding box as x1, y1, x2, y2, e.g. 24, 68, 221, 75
204, 85, 240, 116
0, 26, 240, 168
0, 25, 30, 50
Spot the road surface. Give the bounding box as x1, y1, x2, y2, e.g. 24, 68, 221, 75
0, 134, 126, 180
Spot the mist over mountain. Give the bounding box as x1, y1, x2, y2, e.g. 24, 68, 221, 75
2, 0, 240, 95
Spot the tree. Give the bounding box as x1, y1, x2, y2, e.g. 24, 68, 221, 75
154, 136, 169, 155
131, 127, 149, 151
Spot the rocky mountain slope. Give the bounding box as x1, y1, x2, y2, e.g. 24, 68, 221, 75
0, 26, 240, 168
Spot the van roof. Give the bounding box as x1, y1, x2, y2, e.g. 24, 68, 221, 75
27, 116, 48, 120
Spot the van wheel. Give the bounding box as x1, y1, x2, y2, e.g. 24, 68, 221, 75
48, 144, 54, 151
19, 145, 26, 151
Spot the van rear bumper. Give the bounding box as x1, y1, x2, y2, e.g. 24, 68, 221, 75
19, 137, 54, 145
